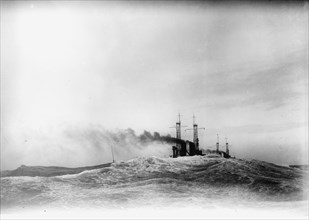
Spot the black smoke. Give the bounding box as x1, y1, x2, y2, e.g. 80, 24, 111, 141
138, 130, 188, 145
2, 125, 190, 170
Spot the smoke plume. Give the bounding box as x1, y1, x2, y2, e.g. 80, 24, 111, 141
2, 124, 179, 170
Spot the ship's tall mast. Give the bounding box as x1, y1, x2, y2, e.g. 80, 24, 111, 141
216, 134, 219, 153
185, 114, 205, 153
225, 137, 229, 155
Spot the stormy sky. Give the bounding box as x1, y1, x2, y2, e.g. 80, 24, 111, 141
1, 1, 308, 170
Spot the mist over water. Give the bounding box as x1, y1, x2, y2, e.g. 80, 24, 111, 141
2, 124, 180, 170
1, 1, 308, 218
2, 122, 308, 171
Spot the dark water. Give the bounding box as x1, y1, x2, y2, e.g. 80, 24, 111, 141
1, 156, 308, 218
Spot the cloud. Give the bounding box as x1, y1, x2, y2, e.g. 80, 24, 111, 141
192, 48, 308, 111
1, 1, 308, 169
206, 121, 308, 135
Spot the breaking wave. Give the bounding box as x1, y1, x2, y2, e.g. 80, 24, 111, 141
1, 156, 308, 216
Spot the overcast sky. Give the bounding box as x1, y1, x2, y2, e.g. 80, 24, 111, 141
1, 1, 308, 170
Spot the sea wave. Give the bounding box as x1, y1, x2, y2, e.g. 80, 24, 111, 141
1, 156, 308, 213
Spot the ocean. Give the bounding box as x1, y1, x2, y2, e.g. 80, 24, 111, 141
1, 155, 308, 219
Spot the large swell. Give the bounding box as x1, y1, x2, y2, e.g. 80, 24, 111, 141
1, 156, 308, 215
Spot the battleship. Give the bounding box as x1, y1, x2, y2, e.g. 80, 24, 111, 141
1, 115, 308, 219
